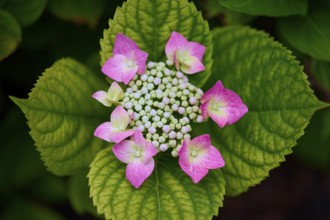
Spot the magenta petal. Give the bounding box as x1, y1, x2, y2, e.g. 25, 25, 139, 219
165, 32, 188, 61
113, 140, 136, 163
190, 134, 211, 150
113, 33, 139, 56
109, 130, 135, 143
200, 102, 209, 120
131, 131, 146, 148
94, 122, 115, 142
126, 159, 155, 188
179, 161, 209, 184
142, 141, 157, 162
92, 91, 110, 107
180, 56, 205, 74
208, 110, 228, 128
101, 54, 128, 82
178, 140, 190, 165
188, 42, 205, 61
122, 66, 139, 85
202, 145, 225, 169
111, 106, 129, 130
201, 81, 224, 103
132, 49, 148, 74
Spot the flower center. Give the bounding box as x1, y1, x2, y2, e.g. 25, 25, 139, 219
134, 150, 141, 158
127, 60, 134, 68
122, 61, 204, 157
190, 150, 198, 158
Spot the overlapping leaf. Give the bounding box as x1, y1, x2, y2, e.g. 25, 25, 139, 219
100, 0, 213, 87
217, 0, 308, 16
277, 1, 330, 61
88, 148, 225, 220
12, 58, 108, 176
207, 26, 325, 196
0, 10, 21, 61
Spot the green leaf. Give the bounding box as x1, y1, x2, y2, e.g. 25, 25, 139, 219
311, 59, 330, 91
277, 1, 330, 61
217, 0, 308, 16
204, 0, 254, 25
0, 10, 21, 61
11, 58, 109, 176
68, 171, 98, 216
209, 26, 324, 196
47, 0, 106, 27
100, 0, 213, 87
2, 0, 47, 27
88, 148, 225, 220
294, 109, 330, 170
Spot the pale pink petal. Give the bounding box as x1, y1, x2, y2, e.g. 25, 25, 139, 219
126, 159, 155, 188
131, 131, 146, 148
200, 102, 209, 120
92, 91, 111, 107
202, 145, 225, 169
108, 82, 124, 101
180, 55, 205, 74
101, 54, 129, 82
113, 33, 139, 56
201, 81, 224, 103
165, 32, 188, 61
222, 90, 248, 125
190, 134, 211, 150
132, 49, 148, 74
111, 106, 129, 130
94, 122, 116, 142
188, 42, 205, 60
122, 66, 138, 85
141, 141, 157, 163
178, 140, 190, 165
113, 140, 136, 163
109, 130, 135, 143
179, 161, 209, 184
208, 109, 228, 128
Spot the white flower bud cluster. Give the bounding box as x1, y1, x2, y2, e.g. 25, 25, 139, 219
122, 61, 204, 157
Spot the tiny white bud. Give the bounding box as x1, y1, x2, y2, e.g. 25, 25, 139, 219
133, 113, 140, 120
163, 125, 171, 133
150, 109, 157, 116
176, 124, 182, 129
142, 116, 149, 123
148, 127, 157, 134
171, 150, 178, 157
135, 104, 142, 112
124, 102, 133, 109
147, 62, 155, 69
152, 140, 160, 148
166, 60, 174, 66
159, 136, 165, 143
196, 115, 203, 123
146, 133, 152, 139
176, 71, 184, 79
172, 104, 179, 111
169, 140, 177, 147
156, 121, 163, 128
169, 131, 176, 139
153, 115, 160, 122
189, 97, 197, 105
150, 69, 157, 75
176, 132, 183, 139
178, 107, 185, 114
158, 102, 165, 109
193, 106, 199, 112
181, 101, 188, 107
145, 106, 151, 112
141, 74, 148, 81
152, 133, 159, 140
189, 113, 197, 120
138, 99, 145, 105
145, 121, 152, 128
159, 144, 168, 152
156, 71, 163, 78
141, 87, 148, 94
139, 110, 146, 116
161, 118, 167, 124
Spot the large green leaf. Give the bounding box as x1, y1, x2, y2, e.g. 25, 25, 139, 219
217, 0, 308, 17
277, 1, 330, 61
2, 0, 47, 27
47, 0, 106, 27
208, 26, 325, 196
0, 10, 21, 61
11, 58, 108, 176
88, 148, 225, 220
100, 0, 213, 87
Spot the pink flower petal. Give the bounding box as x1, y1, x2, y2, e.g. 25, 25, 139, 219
101, 54, 138, 85
201, 81, 248, 127
180, 55, 205, 74
111, 106, 130, 130
165, 31, 188, 62
188, 42, 205, 60
126, 159, 155, 188
108, 82, 124, 101
190, 134, 211, 150
179, 161, 209, 184
113, 33, 139, 56
202, 145, 225, 169
109, 130, 135, 143
94, 122, 116, 142
132, 49, 148, 74
113, 140, 136, 163
131, 131, 146, 148
92, 91, 111, 107
178, 140, 190, 165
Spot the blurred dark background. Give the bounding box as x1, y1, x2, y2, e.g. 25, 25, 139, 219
1, 0, 329, 219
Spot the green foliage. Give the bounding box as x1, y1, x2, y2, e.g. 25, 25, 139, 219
88, 148, 225, 220
208, 26, 324, 196
204, 0, 254, 25
11, 58, 109, 176
2, 0, 47, 27
48, 0, 106, 27
0, 10, 21, 61
68, 171, 98, 216
294, 109, 330, 170
312, 60, 330, 91
277, 1, 330, 61
100, 0, 213, 87
216, 0, 308, 16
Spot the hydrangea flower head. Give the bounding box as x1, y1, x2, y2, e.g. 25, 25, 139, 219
94, 32, 248, 188
102, 34, 148, 84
